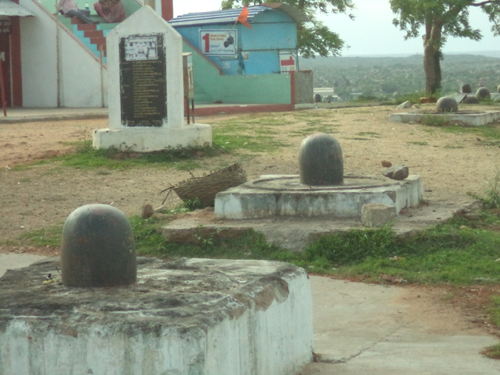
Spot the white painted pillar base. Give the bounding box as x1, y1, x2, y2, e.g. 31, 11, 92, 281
93, 124, 212, 152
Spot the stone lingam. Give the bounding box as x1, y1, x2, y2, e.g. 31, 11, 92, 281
0, 204, 313, 375
214, 133, 423, 220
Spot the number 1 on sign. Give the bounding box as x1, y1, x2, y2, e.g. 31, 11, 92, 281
202, 33, 210, 53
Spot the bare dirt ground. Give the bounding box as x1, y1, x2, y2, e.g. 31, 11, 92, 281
1, 105, 500, 340
2, 104, 499, 246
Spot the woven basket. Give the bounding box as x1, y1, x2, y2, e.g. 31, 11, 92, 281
173, 163, 247, 206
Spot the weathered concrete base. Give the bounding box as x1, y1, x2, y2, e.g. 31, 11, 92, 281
388, 110, 500, 126
93, 124, 212, 152
214, 174, 423, 220
162, 194, 479, 251
0, 258, 312, 375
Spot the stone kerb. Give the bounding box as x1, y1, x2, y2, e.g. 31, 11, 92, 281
93, 6, 212, 152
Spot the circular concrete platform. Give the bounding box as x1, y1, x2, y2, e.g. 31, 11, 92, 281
215, 174, 423, 220
245, 175, 402, 192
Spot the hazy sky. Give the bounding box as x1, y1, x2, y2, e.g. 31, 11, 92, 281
172, 0, 500, 56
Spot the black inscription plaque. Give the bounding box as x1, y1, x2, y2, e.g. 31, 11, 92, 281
120, 34, 167, 127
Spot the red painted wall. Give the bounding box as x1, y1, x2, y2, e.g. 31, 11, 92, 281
162, 0, 173, 21
10, 16, 22, 106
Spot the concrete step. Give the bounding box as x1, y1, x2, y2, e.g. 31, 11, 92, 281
90, 36, 106, 45
83, 29, 103, 38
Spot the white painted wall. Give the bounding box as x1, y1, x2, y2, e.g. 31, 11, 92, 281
19, 0, 107, 107
0, 268, 313, 375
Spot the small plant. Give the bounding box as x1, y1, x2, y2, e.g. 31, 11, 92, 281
194, 233, 214, 248
182, 197, 203, 211
482, 344, 500, 360
471, 169, 500, 209
194, 227, 222, 249
421, 114, 449, 127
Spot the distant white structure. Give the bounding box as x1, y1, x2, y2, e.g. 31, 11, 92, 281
313, 87, 335, 96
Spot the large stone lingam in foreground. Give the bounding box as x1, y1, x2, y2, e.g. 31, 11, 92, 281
215, 133, 423, 220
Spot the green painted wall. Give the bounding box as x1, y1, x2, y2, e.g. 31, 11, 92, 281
183, 41, 291, 105
217, 74, 291, 104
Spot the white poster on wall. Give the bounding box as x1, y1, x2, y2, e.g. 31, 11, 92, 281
124, 35, 159, 61
279, 51, 297, 73
199, 30, 237, 56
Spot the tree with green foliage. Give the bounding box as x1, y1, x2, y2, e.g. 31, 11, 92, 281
390, 0, 500, 94
220, 0, 354, 58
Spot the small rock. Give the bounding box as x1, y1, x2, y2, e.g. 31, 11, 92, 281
397, 100, 412, 109
141, 204, 154, 219
381, 160, 392, 168
383, 165, 409, 180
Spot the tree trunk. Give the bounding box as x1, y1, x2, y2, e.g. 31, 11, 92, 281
422, 21, 444, 94
423, 44, 442, 94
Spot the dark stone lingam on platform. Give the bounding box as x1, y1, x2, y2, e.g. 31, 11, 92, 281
298, 133, 344, 186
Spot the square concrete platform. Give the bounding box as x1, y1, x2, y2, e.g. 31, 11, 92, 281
0, 257, 313, 375
388, 110, 500, 126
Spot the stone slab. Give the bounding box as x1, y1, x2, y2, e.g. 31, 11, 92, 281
214, 174, 423, 220
162, 195, 479, 251
0, 257, 313, 375
388, 110, 500, 126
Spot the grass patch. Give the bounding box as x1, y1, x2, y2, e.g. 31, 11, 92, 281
44, 141, 224, 170
490, 296, 500, 327
16, 224, 63, 247
357, 131, 380, 137
129, 211, 500, 286
393, 91, 440, 105
213, 133, 287, 153
482, 343, 500, 360
408, 141, 429, 146
211, 116, 291, 153
297, 217, 500, 285
420, 114, 449, 127
442, 123, 500, 141
13, 205, 500, 287
130, 215, 292, 260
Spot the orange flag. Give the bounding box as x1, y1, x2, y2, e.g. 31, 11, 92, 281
236, 6, 251, 28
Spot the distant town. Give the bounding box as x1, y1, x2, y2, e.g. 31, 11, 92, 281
302, 51, 500, 102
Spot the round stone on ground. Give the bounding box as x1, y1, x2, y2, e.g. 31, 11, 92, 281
476, 87, 491, 100
462, 95, 479, 104
461, 83, 472, 93
460, 83, 472, 94
436, 97, 458, 113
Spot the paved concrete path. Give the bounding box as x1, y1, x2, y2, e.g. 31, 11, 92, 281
1, 255, 499, 374
297, 276, 500, 374
0, 253, 48, 278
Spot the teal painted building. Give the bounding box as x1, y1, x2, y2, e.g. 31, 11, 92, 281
169, 4, 312, 105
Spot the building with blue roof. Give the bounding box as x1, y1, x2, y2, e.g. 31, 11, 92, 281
170, 4, 308, 76
166, 3, 313, 107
